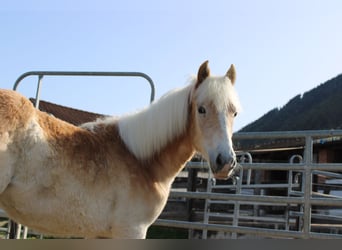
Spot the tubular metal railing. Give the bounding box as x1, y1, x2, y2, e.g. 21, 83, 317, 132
3, 70, 155, 239
154, 130, 342, 239
3, 72, 342, 239
13, 71, 155, 108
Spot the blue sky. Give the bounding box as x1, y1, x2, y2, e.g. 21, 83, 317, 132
1, 0, 342, 131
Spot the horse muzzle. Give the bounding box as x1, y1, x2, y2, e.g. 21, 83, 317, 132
210, 153, 237, 180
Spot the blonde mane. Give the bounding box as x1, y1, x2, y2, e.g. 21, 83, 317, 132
117, 84, 193, 160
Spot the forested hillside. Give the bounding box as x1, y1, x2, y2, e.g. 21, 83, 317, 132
240, 73, 342, 132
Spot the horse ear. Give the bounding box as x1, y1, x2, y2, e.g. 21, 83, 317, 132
196, 60, 210, 88
226, 64, 236, 85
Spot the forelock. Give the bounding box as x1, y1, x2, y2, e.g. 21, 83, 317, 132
195, 76, 241, 112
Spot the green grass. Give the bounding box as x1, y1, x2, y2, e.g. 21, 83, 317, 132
147, 226, 188, 239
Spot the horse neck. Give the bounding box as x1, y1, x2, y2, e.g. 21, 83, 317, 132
118, 83, 196, 185
151, 119, 196, 185
147, 96, 199, 187
118, 84, 193, 161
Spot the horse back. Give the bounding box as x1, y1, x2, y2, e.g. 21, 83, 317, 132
0, 89, 36, 133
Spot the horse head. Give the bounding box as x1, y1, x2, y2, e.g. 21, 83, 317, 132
190, 60, 241, 180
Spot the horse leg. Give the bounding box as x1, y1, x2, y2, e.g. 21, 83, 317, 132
88, 228, 147, 239
0, 132, 14, 194
0, 130, 17, 239
112, 226, 148, 239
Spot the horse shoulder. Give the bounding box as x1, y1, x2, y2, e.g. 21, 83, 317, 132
0, 89, 36, 132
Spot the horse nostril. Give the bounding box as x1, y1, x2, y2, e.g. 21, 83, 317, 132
215, 154, 236, 172
216, 153, 224, 170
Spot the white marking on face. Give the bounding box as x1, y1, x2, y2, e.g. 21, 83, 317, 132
193, 75, 241, 179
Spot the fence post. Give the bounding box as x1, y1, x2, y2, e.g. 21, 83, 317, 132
303, 135, 313, 238
187, 168, 198, 238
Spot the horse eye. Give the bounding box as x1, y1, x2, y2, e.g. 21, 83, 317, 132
233, 112, 238, 117
198, 106, 206, 114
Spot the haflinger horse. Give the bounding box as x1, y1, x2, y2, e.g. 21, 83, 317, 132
0, 61, 241, 239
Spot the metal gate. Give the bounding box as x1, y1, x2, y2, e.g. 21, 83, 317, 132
2, 72, 342, 239
155, 130, 342, 239
0, 70, 155, 239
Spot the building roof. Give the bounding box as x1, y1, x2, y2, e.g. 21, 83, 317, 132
29, 98, 106, 126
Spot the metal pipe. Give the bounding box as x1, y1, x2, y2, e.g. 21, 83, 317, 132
303, 136, 313, 238
186, 161, 342, 171
13, 71, 155, 103
234, 129, 342, 139
34, 75, 44, 109
168, 191, 342, 206
154, 219, 342, 239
